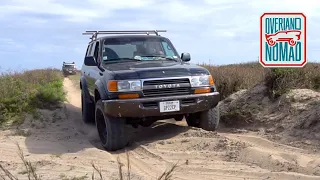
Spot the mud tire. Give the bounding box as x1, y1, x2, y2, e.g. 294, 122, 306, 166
95, 100, 128, 151
81, 90, 95, 123
199, 105, 220, 131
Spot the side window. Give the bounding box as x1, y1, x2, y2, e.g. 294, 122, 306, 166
85, 44, 90, 56
88, 42, 96, 57
161, 41, 175, 57
87, 43, 94, 56
94, 41, 100, 65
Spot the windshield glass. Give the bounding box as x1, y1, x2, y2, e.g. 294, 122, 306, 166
102, 37, 179, 62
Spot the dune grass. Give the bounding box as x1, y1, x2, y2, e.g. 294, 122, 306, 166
0, 68, 66, 126
201, 62, 320, 99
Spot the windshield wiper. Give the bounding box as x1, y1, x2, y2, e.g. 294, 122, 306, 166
103, 58, 142, 64
158, 56, 179, 62
142, 55, 179, 62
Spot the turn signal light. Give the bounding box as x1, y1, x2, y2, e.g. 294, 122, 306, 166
194, 87, 211, 94
118, 93, 139, 99
108, 81, 118, 92
209, 75, 214, 86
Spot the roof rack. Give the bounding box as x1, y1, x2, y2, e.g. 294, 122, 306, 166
82, 30, 167, 41
63, 62, 75, 64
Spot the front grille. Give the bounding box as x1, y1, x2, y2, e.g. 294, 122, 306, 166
143, 78, 191, 97
143, 87, 190, 97
143, 78, 190, 86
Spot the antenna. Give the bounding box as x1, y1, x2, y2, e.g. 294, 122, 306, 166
82, 30, 167, 42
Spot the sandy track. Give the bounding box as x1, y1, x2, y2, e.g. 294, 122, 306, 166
0, 78, 320, 180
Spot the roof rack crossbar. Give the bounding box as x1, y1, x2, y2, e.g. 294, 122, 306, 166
82, 30, 167, 41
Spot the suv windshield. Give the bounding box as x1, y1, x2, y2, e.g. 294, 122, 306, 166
102, 37, 180, 62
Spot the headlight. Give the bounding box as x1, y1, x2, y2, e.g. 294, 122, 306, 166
107, 80, 142, 92
190, 75, 214, 87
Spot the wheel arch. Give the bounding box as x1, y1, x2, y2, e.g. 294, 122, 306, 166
80, 75, 93, 103
94, 79, 108, 103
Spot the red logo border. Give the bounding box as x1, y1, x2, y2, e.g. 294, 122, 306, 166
259, 12, 307, 67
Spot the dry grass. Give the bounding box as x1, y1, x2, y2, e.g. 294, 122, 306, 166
67, 74, 81, 88
0, 143, 40, 180
0, 144, 179, 180
0, 68, 65, 126
201, 62, 320, 99
202, 62, 320, 127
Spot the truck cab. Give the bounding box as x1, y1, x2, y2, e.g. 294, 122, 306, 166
80, 30, 220, 151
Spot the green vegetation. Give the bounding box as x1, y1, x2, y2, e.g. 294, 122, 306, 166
0, 68, 66, 126
201, 62, 320, 99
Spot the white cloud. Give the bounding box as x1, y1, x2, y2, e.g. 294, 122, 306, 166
0, 0, 99, 22
0, 0, 157, 23
88, 0, 154, 9
0, 38, 26, 53
31, 43, 65, 53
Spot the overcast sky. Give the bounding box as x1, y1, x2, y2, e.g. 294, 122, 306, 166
0, 0, 319, 71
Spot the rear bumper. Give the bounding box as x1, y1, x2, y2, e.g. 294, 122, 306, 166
102, 92, 220, 118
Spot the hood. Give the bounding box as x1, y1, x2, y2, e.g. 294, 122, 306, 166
103, 61, 210, 80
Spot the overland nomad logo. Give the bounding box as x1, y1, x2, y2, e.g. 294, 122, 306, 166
260, 13, 307, 67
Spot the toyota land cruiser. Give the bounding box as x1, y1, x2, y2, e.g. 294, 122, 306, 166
80, 30, 221, 151
62, 62, 77, 76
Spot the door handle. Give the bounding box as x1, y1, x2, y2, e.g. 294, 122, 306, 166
99, 72, 103, 76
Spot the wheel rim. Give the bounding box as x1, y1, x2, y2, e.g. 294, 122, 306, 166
96, 108, 107, 145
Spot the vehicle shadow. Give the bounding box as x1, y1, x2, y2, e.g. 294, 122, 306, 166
91, 120, 191, 152
24, 102, 190, 154
24, 103, 96, 154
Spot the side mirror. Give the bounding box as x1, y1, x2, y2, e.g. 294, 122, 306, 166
84, 56, 97, 66
181, 52, 191, 62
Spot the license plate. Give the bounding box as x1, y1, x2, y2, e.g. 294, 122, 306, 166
69, 71, 72, 73
159, 100, 180, 112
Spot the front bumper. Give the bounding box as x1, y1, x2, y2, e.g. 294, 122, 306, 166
102, 92, 220, 118
63, 71, 76, 74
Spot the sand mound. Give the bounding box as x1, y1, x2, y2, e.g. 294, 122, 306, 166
220, 84, 320, 150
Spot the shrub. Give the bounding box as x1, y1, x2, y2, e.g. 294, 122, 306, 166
200, 62, 320, 99
0, 68, 65, 125
201, 62, 266, 99
264, 63, 320, 99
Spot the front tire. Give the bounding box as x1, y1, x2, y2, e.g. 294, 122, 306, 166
81, 90, 95, 123
95, 100, 128, 151
199, 106, 220, 131
186, 105, 220, 131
